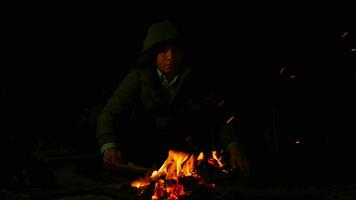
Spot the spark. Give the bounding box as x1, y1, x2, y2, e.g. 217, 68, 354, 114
218, 99, 225, 107
341, 32, 348, 38
279, 67, 285, 74
226, 116, 235, 124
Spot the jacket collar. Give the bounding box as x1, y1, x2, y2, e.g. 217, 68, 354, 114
139, 66, 191, 105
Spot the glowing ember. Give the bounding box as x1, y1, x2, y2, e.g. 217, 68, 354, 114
131, 150, 227, 199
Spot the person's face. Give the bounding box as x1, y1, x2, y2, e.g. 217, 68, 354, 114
156, 45, 183, 76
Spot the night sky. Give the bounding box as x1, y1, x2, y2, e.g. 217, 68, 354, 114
2, 5, 355, 185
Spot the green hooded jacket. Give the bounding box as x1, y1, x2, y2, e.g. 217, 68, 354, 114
96, 20, 237, 155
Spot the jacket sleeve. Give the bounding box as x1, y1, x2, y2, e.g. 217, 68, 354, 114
96, 68, 140, 147
219, 120, 239, 151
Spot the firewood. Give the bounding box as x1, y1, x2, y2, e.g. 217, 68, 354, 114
112, 163, 153, 174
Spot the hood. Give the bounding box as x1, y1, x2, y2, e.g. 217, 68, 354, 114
136, 20, 182, 65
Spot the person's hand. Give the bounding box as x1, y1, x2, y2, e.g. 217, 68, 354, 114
230, 144, 250, 178
103, 148, 125, 170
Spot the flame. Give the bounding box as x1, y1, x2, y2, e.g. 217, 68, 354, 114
155, 150, 197, 180
131, 178, 151, 188
197, 152, 204, 161
211, 150, 225, 168
131, 150, 227, 199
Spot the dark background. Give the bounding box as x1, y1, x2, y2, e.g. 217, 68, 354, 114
2, 4, 355, 190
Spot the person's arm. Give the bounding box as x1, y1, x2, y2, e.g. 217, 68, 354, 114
219, 117, 250, 178
96, 68, 140, 166
100, 142, 117, 154
228, 141, 249, 177
219, 120, 239, 150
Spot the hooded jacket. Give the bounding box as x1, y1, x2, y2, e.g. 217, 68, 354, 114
96, 20, 237, 157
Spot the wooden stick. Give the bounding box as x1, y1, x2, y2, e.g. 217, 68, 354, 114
113, 162, 153, 174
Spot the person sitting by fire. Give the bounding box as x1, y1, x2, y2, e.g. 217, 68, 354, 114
96, 20, 249, 177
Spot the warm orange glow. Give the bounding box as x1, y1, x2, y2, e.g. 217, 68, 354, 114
150, 150, 197, 182
131, 178, 151, 188
211, 150, 225, 168
131, 149, 227, 199
197, 152, 204, 161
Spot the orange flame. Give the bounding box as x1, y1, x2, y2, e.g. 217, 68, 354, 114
212, 150, 225, 168
131, 150, 226, 199
131, 178, 151, 188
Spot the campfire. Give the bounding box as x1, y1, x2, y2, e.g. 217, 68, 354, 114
131, 149, 230, 200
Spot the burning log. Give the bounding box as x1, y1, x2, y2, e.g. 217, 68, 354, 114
131, 149, 232, 200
